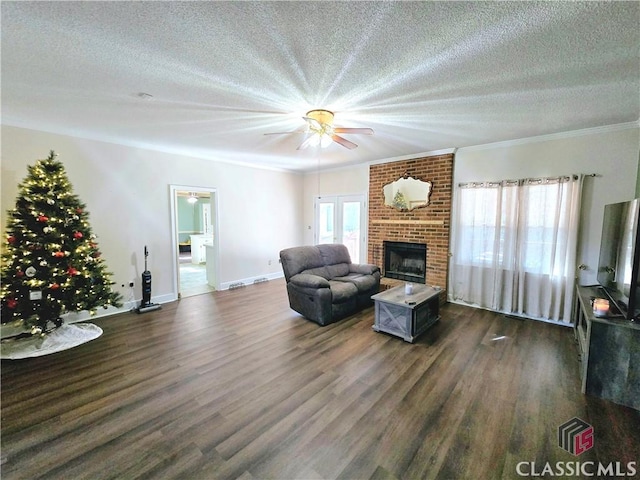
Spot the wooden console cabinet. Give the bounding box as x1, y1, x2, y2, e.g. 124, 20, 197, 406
574, 285, 640, 410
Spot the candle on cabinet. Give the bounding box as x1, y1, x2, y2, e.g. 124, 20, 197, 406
404, 283, 413, 295
593, 298, 610, 316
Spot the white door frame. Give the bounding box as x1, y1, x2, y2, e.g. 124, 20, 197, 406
169, 185, 220, 298
314, 193, 367, 263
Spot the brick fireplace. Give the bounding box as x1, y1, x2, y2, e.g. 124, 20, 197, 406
368, 153, 454, 304
383, 240, 427, 283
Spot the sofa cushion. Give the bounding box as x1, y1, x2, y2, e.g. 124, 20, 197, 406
349, 263, 380, 275
301, 266, 331, 280
328, 280, 358, 303
280, 246, 326, 281
333, 273, 378, 293
289, 273, 330, 289
326, 262, 350, 279
318, 244, 352, 265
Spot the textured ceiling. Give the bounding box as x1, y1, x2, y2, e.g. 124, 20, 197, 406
2, 1, 639, 172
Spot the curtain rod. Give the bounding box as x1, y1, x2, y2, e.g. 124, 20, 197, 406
459, 173, 601, 188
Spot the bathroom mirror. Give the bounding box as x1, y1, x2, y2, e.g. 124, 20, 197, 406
383, 174, 432, 211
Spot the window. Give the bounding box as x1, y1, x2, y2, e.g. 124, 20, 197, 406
450, 176, 582, 323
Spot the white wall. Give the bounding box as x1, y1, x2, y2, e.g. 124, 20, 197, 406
454, 124, 640, 285
301, 164, 369, 245
1, 126, 303, 308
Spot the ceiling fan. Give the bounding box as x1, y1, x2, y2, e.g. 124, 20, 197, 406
265, 109, 374, 150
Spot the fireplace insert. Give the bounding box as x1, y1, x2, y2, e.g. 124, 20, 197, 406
383, 241, 427, 283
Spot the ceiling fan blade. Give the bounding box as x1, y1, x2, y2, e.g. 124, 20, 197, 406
297, 135, 317, 150
334, 127, 374, 135
332, 134, 358, 150
303, 116, 323, 131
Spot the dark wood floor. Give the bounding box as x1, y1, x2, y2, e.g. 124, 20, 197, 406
2, 279, 639, 480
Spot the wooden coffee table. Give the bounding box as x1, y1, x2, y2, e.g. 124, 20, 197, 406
371, 284, 441, 343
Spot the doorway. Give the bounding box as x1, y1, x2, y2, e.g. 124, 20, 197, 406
170, 185, 219, 298
314, 194, 366, 263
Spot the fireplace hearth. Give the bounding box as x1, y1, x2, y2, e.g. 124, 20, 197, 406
383, 241, 427, 284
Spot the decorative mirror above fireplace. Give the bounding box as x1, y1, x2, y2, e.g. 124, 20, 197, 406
383, 173, 432, 211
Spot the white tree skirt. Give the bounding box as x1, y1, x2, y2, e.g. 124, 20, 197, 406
1, 323, 103, 360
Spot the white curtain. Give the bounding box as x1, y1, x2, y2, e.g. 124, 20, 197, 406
449, 175, 583, 323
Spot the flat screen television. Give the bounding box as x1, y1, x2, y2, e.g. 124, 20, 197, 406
597, 198, 640, 320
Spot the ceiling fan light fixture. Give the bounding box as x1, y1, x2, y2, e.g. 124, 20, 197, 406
319, 133, 333, 148
266, 109, 371, 150
306, 109, 335, 148
306, 109, 334, 126
308, 134, 321, 147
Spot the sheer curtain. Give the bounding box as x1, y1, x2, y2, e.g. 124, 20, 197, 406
449, 175, 583, 324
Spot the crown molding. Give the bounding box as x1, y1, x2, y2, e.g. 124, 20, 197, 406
367, 148, 457, 167
301, 161, 371, 176
457, 121, 640, 153
302, 148, 458, 175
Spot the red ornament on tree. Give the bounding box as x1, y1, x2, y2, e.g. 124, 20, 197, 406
7, 235, 16, 244
37, 215, 49, 222
7, 298, 17, 309
73, 231, 83, 239
53, 251, 65, 258
67, 266, 79, 276
16, 269, 24, 277
50, 283, 60, 290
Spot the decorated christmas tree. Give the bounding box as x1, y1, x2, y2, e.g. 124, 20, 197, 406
1, 151, 122, 335
392, 190, 408, 210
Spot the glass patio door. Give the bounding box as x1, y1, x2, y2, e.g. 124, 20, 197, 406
315, 195, 366, 263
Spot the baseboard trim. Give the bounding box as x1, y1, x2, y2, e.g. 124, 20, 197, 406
219, 271, 284, 291
447, 298, 573, 327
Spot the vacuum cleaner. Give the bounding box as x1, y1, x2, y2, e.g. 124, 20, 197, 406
136, 245, 162, 313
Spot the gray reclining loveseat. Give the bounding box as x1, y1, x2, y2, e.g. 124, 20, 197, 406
279, 244, 381, 326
